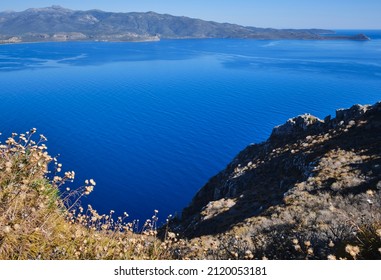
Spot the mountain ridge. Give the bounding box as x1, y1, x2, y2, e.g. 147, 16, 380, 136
0, 6, 370, 43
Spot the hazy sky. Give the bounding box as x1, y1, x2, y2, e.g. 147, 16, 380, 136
1, 0, 380, 29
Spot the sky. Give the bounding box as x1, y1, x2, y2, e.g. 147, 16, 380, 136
1, 0, 380, 29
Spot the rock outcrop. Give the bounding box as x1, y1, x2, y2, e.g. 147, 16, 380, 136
271, 114, 324, 138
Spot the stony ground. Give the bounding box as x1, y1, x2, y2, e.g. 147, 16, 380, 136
172, 102, 381, 259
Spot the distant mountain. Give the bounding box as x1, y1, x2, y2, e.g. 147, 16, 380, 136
0, 6, 370, 43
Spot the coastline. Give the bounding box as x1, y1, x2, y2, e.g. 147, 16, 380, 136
0, 34, 371, 46
0, 38, 161, 45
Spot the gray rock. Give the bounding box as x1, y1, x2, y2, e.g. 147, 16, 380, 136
335, 104, 370, 123
271, 114, 324, 137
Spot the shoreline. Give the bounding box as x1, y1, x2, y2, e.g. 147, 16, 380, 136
0, 37, 162, 45
0, 34, 372, 46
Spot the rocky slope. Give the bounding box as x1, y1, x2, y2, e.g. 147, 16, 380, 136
173, 102, 381, 259
0, 6, 370, 43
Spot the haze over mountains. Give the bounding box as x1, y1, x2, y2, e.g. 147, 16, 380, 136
0, 6, 370, 43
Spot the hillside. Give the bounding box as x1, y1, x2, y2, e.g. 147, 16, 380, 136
1, 102, 380, 259
173, 102, 381, 259
0, 6, 370, 43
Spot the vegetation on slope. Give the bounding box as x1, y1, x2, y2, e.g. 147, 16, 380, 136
0, 129, 175, 259
0, 6, 369, 43
1, 102, 380, 260
175, 102, 381, 259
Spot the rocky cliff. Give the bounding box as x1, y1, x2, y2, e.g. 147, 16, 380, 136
173, 102, 381, 259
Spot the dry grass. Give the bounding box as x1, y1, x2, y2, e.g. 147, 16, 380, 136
0, 129, 175, 260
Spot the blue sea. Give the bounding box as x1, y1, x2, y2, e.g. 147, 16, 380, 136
1, 31, 381, 223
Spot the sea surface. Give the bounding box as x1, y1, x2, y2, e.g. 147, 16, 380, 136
1, 32, 381, 223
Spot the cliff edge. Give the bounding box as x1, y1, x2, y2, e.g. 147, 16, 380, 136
174, 102, 381, 259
